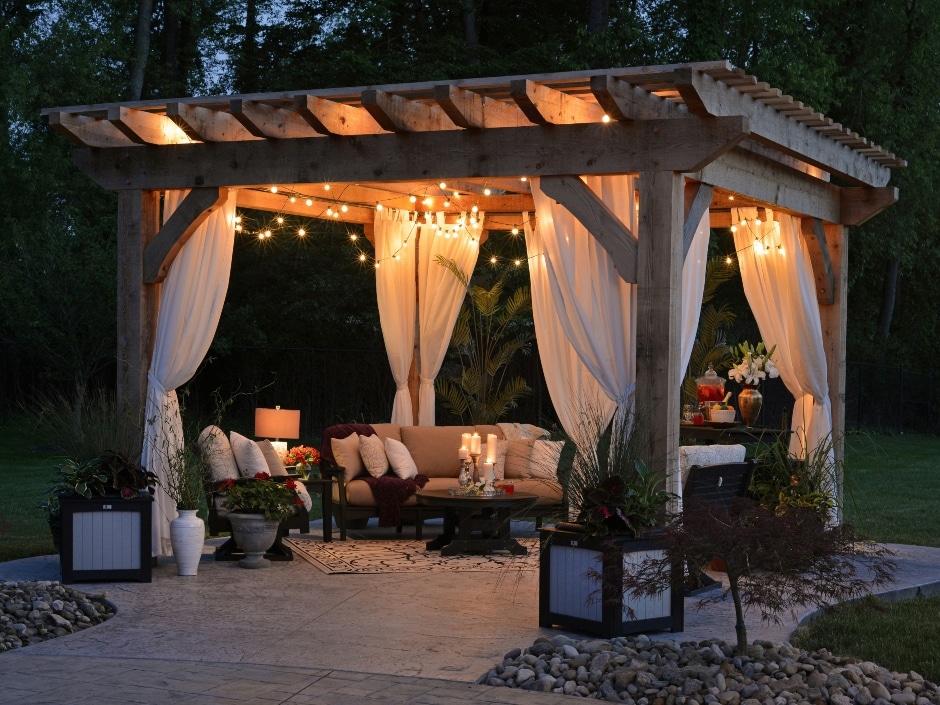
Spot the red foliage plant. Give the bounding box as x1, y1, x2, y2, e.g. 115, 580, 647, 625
602, 497, 896, 655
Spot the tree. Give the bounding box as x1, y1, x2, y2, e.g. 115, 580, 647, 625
435, 256, 533, 424
616, 499, 896, 656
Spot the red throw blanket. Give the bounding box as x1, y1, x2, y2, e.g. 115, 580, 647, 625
361, 474, 429, 527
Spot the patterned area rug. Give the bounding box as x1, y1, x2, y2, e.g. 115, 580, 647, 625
284, 537, 539, 574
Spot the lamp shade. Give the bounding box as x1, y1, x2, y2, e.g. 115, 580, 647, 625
254, 407, 300, 440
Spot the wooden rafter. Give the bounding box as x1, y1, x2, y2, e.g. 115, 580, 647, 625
433, 84, 530, 128
48, 111, 138, 148
107, 107, 194, 145
840, 186, 898, 226
510, 79, 607, 124
230, 99, 321, 139
167, 102, 263, 142
293, 95, 385, 136
361, 89, 458, 132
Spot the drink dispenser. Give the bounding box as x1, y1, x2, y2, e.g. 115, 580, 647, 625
695, 365, 726, 407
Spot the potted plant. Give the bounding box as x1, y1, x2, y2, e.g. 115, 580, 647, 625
283, 445, 320, 479
41, 451, 157, 583
539, 404, 683, 638
220, 472, 305, 568
162, 445, 209, 576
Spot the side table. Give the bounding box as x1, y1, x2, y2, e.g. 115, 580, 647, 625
300, 476, 335, 542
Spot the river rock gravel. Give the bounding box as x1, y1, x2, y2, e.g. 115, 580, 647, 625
0, 580, 115, 652
478, 634, 940, 704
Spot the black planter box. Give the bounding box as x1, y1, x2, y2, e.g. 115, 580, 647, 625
60, 495, 153, 583
539, 526, 683, 638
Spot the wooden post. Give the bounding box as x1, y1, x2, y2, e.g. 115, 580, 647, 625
636, 172, 684, 477
818, 222, 847, 517
116, 190, 160, 446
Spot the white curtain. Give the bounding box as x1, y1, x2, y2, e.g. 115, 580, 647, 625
141, 188, 236, 556
374, 208, 418, 425
681, 209, 711, 385
530, 175, 638, 428
416, 212, 480, 426
732, 207, 833, 462
524, 215, 613, 448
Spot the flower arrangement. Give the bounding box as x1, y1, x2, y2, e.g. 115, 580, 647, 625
727, 341, 779, 385
220, 472, 304, 521
284, 446, 319, 467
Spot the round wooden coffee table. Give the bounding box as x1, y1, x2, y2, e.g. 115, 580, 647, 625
416, 489, 538, 556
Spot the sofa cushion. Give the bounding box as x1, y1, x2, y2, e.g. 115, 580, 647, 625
400, 425, 475, 478
198, 425, 240, 482
473, 424, 504, 439
385, 437, 418, 479
331, 433, 365, 483
230, 431, 269, 477
503, 438, 536, 478
370, 423, 402, 443
320, 423, 375, 466
257, 439, 288, 476
359, 433, 389, 478
528, 440, 565, 480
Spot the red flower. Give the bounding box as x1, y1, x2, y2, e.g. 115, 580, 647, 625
284, 477, 297, 490
254, 472, 271, 481
791, 475, 800, 487
218, 479, 235, 491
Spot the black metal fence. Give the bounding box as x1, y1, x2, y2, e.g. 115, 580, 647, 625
2, 342, 937, 438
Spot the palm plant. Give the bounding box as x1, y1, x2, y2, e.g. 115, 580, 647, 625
682, 256, 739, 405
434, 256, 533, 424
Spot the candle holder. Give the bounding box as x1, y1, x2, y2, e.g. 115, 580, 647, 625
458, 459, 472, 489
469, 451, 482, 484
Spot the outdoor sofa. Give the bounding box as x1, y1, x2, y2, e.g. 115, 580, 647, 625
320, 422, 566, 539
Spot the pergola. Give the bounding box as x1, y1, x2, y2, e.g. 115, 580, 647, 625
43, 60, 903, 525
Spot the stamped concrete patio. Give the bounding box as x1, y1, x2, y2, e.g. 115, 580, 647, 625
2, 519, 939, 704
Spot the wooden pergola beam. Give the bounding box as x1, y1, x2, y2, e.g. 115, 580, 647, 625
230, 99, 322, 139
590, 75, 687, 121
361, 89, 458, 132
801, 218, 836, 305
73, 118, 750, 191
107, 106, 193, 145
671, 67, 894, 188
539, 175, 638, 283
48, 111, 138, 148
840, 186, 898, 226
683, 182, 713, 259
167, 102, 263, 142
293, 95, 385, 136
143, 187, 228, 283
433, 84, 530, 129
510, 79, 608, 124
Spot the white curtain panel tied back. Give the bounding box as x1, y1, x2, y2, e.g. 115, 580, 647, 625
416, 212, 480, 426
374, 208, 480, 426
141, 188, 237, 556
374, 208, 418, 425
732, 207, 833, 466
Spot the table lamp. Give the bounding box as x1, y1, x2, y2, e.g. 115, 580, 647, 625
254, 406, 300, 458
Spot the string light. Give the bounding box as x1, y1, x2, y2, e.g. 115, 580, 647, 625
483, 188, 491, 196
270, 186, 278, 193
305, 199, 313, 207
324, 184, 331, 191
276, 216, 284, 225
298, 228, 306, 237
602, 114, 611, 123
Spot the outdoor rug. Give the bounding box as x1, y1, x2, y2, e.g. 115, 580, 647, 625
283, 537, 539, 574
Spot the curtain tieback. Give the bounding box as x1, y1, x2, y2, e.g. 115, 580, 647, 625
146, 371, 170, 397
418, 376, 435, 386
396, 383, 409, 392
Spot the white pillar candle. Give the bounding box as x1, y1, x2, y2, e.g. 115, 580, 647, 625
458, 446, 469, 460
483, 461, 494, 483
469, 433, 481, 455
486, 434, 497, 462
461, 433, 472, 453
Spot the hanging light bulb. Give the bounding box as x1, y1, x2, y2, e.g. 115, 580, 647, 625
326, 207, 333, 216
234, 216, 242, 224
520, 176, 527, 182
276, 216, 284, 225
235, 224, 243, 232
289, 196, 296, 203
483, 188, 491, 196
443, 199, 451, 208
323, 184, 331, 191
511, 226, 519, 235
359, 253, 367, 261
350, 233, 358, 241
490, 256, 497, 264
471, 205, 478, 213
755, 218, 762, 226
409, 195, 417, 203
376, 202, 383, 211
341, 204, 348, 213
602, 114, 611, 123
514, 259, 522, 266
731, 225, 738, 233
725, 255, 732, 265
298, 228, 306, 237
270, 186, 278, 193
305, 198, 313, 207
439, 182, 447, 189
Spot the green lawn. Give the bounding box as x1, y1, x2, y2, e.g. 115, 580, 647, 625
0, 415, 60, 561
842, 431, 940, 547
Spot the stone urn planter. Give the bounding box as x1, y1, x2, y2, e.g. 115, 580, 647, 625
169, 509, 206, 576
227, 512, 280, 568
539, 524, 684, 638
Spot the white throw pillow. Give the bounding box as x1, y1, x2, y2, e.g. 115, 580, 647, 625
331, 433, 365, 483
528, 440, 565, 480
481, 440, 509, 481
197, 425, 240, 482
257, 439, 288, 477
230, 431, 269, 477
385, 437, 418, 479
359, 433, 389, 478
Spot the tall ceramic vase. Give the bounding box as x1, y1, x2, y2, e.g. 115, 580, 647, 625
738, 384, 763, 427
170, 509, 205, 576
228, 513, 279, 569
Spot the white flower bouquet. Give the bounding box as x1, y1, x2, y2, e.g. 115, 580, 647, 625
727, 341, 779, 385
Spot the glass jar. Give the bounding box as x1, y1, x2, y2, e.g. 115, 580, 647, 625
695, 365, 726, 406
